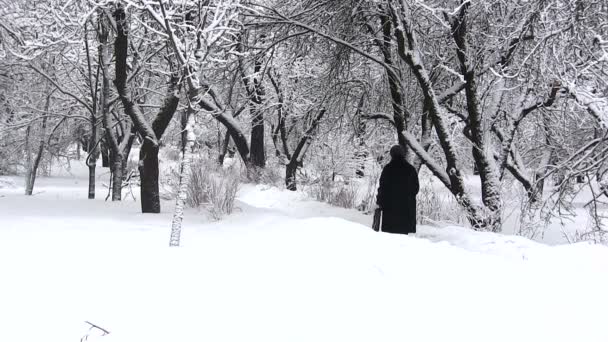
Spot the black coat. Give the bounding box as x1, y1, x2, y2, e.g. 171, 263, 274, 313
376, 158, 419, 234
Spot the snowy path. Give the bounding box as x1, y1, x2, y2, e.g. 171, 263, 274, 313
1, 176, 607, 342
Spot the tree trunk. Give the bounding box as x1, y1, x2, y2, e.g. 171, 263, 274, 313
250, 108, 266, 168
27, 132, 46, 194
24, 125, 33, 195
389, 3, 495, 231
413, 99, 433, 171
101, 142, 110, 167
375, 13, 409, 152
354, 95, 367, 178
169, 97, 196, 247
121, 131, 136, 182
451, 4, 502, 231
86, 134, 99, 200
111, 154, 123, 201
25, 102, 49, 196
246, 57, 266, 168
218, 131, 231, 165
285, 161, 297, 191
86, 122, 99, 199
268, 70, 292, 163
139, 141, 161, 213
88, 163, 97, 199
532, 115, 556, 203
218, 107, 246, 165
198, 96, 251, 167
284, 108, 326, 191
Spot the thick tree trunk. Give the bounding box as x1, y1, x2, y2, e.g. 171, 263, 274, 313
113, 6, 179, 212
101, 149, 109, 167
451, 4, 502, 231
250, 108, 265, 167
88, 164, 96, 199
100, 12, 122, 203
101, 142, 110, 167
138, 78, 178, 213
245, 58, 266, 168
139, 141, 161, 213
285, 161, 297, 191
111, 155, 123, 201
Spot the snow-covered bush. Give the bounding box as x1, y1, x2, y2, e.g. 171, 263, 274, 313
305, 178, 359, 209
329, 183, 359, 208
0, 150, 17, 175
356, 169, 381, 213
572, 226, 608, 245
246, 164, 283, 187
417, 179, 468, 226
186, 159, 239, 220
0, 177, 16, 189
162, 155, 239, 220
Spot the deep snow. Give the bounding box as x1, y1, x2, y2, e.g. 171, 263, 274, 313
1, 171, 607, 342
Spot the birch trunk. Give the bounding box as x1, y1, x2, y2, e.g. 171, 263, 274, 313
169, 99, 197, 247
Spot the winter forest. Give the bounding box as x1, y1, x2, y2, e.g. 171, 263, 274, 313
1, 1, 608, 341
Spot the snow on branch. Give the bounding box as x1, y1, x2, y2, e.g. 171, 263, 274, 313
565, 84, 608, 127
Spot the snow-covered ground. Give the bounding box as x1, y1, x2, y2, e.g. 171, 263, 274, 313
1, 169, 608, 342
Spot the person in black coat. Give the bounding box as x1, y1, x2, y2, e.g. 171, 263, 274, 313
376, 145, 419, 234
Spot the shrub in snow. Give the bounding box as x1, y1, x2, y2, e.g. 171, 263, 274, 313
160, 155, 240, 220
0, 149, 18, 175
570, 204, 608, 245
185, 159, 239, 220
0, 177, 16, 189
245, 164, 283, 186
305, 177, 333, 203
417, 178, 468, 226
573, 227, 608, 244
305, 177, 360, 209
330, 183, 359, 208
356, 170, 381, 213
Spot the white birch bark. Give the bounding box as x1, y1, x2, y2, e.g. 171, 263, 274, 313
169, 103, 196, 247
